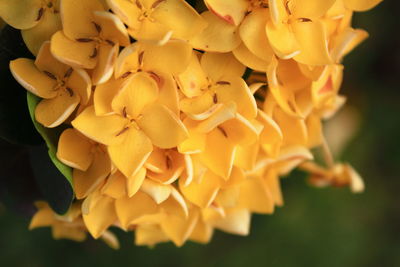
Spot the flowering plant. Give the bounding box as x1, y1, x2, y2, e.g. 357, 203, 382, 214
0, 0, 381, 248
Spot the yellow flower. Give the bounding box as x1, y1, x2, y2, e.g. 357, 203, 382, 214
10, 42, 91, 128
106, 0, 206, 42
0, 0, 62, 55
50, 0, 130, 85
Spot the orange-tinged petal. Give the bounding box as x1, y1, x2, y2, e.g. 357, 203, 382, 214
29, 202, 55, 229
141, 179, 172, 204
292, 20, 332, 66
306, 113, 323, 148
94, 77, 127, 116
73, 150, 112, 199
239, 9, 274, 63
115, 192, 158, 229
200, 127, 236, 179
61, 0, 105, 40
151, 0, 207, 41
155, 72, 180, 115
205, 0, 248, 26
179, 170, 222, 208
51, 31, 97, 69
142, 40, 192, 75
35, 89, 80, 127
216, 76, 257, 119
160, 188, 189, 218
93, 11, 130, 46
258, 110, 283, 157
211, 208, 250, 236
331, 28, 368, 63
112, 72, 159, 118
344, 0, 383, 11
137, 104, 188, 149
177, 52, 209, 98
238, 177, 274, 214
9, 58, 57, 99
0, 0, 41, 29
191, 11, 241, 52
189, 218, 213, 244
234, 142, 259, 170
200, 52, 245, 82
232, 42, 270, 72
160, 208, 199, 247
127, 167, 147, 197
57, 129, 93, 171
276, 59, 311, 91
274, 107, 308, 146
72, 106, 127, 145
102, 171, 127, 199
108, 126, 153, 178
83, 194, 116, 239
22, 11, 62, 55
266, 21, 300, 59
147, 150, 185, 184
290, 0, 335, 18
92, 43, 119, 85
114, 43, 140, 78
222, 166, 246, 188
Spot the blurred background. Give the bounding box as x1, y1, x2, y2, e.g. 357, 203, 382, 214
0, 1, 399, 266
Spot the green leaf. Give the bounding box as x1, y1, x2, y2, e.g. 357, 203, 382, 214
27, 91, 74, 214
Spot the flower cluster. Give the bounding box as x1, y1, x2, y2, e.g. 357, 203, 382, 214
1, 0, 381, 247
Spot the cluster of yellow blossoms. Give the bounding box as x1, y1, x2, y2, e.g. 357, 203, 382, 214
1, 0, 380, 247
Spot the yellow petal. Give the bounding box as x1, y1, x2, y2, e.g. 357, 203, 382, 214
155, 72, 180, 115
200, 127, 236, 179
238, 177, 274, 214
177, 119, 207, 154
290, 0, 335, 18
142, 40, 192, 75
232, 42, 270, 72
266, 21, 300, 59
35, 89, 80, 128
51, 31, 97, 69
94, 77, 127, 116
57, 129, 93, 171
234, 142, 259, 170
114, 43, 140, 78
21, 11, 62, 55
34, 41, 68, 77
112, 72, 159, 118
102, 171, 127, 199
127, 167, 147, 197
220, 114, 259, 146
151, 0, 207, 40
92, 43, 119, 85
239, 9, 274, 63
137, 104, 188, 149
147, 150, 185, 184
189, 218, 213, 244
52, 225, 86, 242
145, 147, 168, 173
100, 230, 120, 249
160, 188, 189, 218
61, 0, 105, 40
268, 0, 288, 26
177, 52, 209, 98
9, 58, 57, 99
179, 170, 222, 208
135, 225, 169, 246
200, 52, 245, 82
140, 179, 172, 204
115, 192, 158, 229
83, 194, 116, 238
258, 110, 283, 157
274, 107, 308, 146
72, 106, 127, 145
108, 126, 153, 178
66, 68, 92, 105
191, 11, 241, 52
331, 28, 368, 63
205, 0, 248, 26
344, 0, 382, 11
264, 170, 284, 206
93, 11, 130, 46
292, 20, 332, 66
29, 203, 55, 229
195, 102, 237, 133
106, 0, 141, 30
160, 208, 199, 247
0, 0, 41, 29
215, 76, 257, 119
210, 208, 250, 236
73, 150, 111, 199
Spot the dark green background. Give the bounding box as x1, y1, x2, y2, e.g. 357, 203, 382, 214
1, 1, 399, 266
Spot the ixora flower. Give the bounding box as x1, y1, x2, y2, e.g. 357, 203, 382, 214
1, 0, 382, 248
